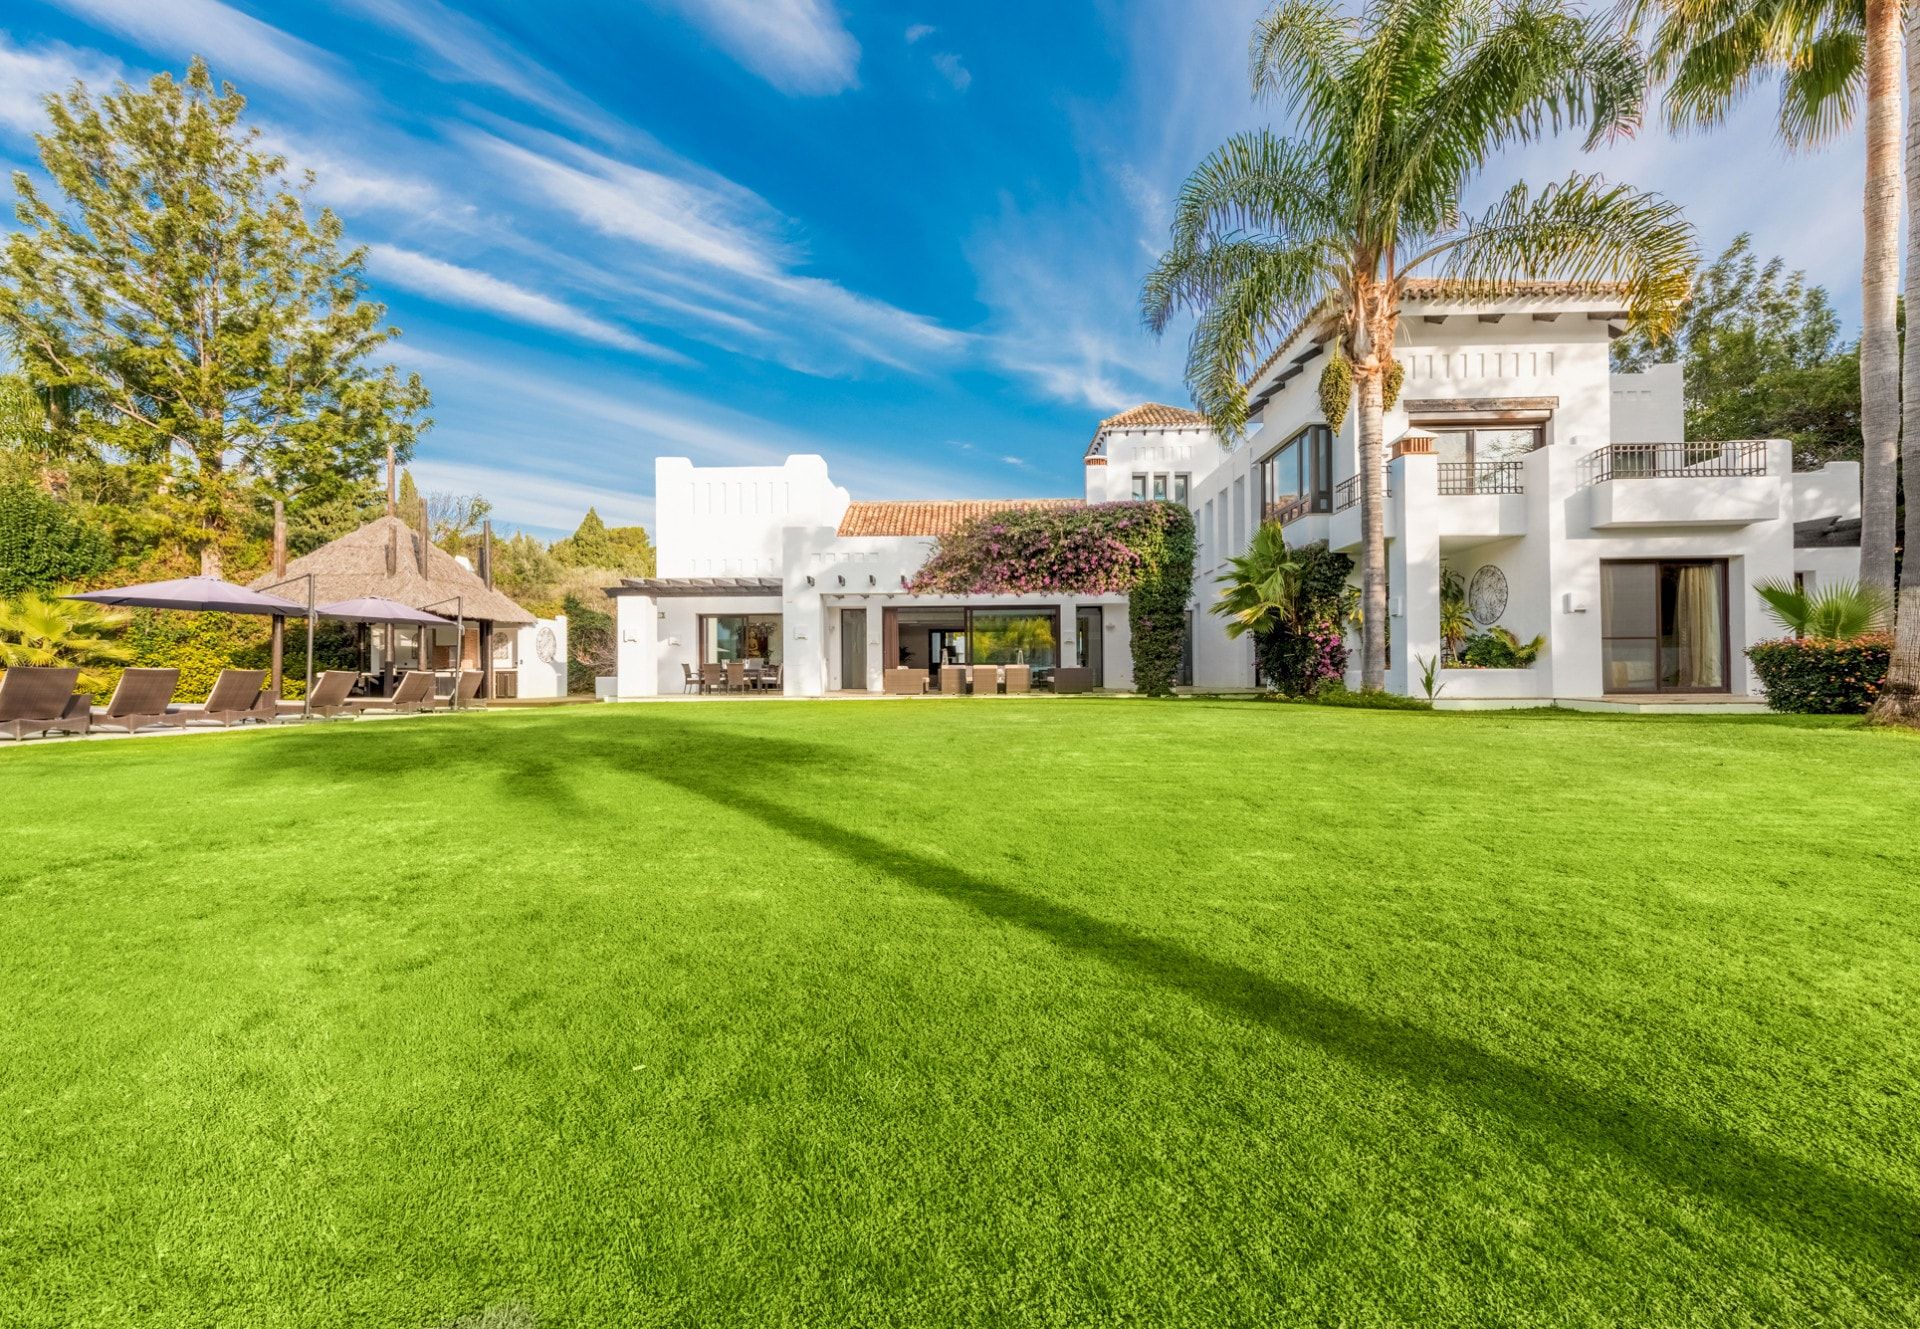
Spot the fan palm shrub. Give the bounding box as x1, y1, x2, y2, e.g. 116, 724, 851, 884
1755, 577, 1891, 640
1630, 0, 1902, 593
0, 590, 131, 692
1144, 0, 1695, 691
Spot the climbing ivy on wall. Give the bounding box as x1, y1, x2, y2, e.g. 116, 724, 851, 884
910, 501, 1196, 696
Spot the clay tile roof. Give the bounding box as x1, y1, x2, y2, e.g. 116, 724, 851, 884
836, 499, 1084, 538
1085, 402, 1210, 458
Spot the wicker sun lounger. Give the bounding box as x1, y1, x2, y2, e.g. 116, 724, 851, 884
92, 668, 185, 734
275, 670, 358, 719
172, 669, 270, 727
453, 669, 484, 707
344, 670, 436, 714
0, 667, 92, 741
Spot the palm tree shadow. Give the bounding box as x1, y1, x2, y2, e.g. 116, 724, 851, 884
586, 714, 1915, 1283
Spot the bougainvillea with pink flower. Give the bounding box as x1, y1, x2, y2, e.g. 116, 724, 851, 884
910, 501, 1196, 695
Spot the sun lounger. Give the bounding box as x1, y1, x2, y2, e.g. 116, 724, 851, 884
453, 669, 484, 707
0, 667, 92, 740
91, 668, 185, 734
277, 670, 358, 718
171, 669, 270, 727
344, 669, 436, 714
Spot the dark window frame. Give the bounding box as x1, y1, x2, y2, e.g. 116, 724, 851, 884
1258, 424, 1333, 521
1599, 558, 1732, 695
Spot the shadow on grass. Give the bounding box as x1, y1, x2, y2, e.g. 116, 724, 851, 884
241, 709, 1917, 1281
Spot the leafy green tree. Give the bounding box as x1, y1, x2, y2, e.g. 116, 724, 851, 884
1614, 236, 1860, 466
1630, 0, 1902, 590
492, 531, 562, 605
1144, 0, 1694, 689
604, 524, 657, 577
0, 484, 112, 598
0, 59, 431, 576
552, 509, 616, 569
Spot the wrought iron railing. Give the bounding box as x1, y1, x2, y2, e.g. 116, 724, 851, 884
1333, 476, 1387, 512
1585, 440, 1768, 485
1438, 460, 1525, 495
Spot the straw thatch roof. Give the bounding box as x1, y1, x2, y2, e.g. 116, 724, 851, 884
249, 515, 535, 625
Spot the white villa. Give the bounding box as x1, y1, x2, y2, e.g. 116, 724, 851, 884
608, 282, 1861, 706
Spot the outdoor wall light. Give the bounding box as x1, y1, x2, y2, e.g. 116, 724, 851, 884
868, 575, 876, 586
806, 575, 815, 587
837, 574, 846, 586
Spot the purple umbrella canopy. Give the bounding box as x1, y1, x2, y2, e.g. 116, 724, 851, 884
315, 596, 455, 626
66, 576, 307, 617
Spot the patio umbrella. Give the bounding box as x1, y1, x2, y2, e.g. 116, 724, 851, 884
314, 596, 454, 627
66, 576, 306, 616
69, 574, 320, 718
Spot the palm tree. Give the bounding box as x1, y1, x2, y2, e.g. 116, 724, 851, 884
1631, 0, 1902, 593
1880, 3, 1920, 725
1755, 577, 1891, 639
1212, 521, 1306, 640
1144, 0, 1696, 690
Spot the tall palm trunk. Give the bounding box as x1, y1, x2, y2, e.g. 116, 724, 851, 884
1873, 0, 1920, 724
1858, 0, 1903, 591
1356, 365, 1388, 690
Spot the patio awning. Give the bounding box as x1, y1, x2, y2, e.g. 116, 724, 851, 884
605, 577, 784, 598
316, 596, 456, 626
67, 576, 307, 617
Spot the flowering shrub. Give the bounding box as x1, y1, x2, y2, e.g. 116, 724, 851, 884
1256, 618, 1347, 695
1747, 634, 1891, 714
911, 501, 1195, 695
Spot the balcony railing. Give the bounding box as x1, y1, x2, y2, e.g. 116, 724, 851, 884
1438, 460, 1525, 495
1332, 476, 1390, 512
1262, 495, 1320, 525
1585, 440, 1768, 485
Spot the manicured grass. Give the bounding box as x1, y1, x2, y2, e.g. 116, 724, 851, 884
2, 699, 1916, 1327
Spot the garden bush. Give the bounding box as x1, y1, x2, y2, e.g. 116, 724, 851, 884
0, 484, 111, 598
912, 501, 1195, 696
1747, 634, 1891, 714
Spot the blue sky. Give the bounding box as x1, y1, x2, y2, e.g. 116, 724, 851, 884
0, 0, 1867, 538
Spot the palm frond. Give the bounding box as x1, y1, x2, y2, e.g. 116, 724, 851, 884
1158, 131, 1340, 260
1423, 174, 1697, 339
1250, 0, 1357, 115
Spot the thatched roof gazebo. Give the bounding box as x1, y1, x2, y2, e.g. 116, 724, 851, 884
250, 515, 535, 697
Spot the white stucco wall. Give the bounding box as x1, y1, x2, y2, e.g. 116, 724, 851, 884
1609, 363, 1684, 443
511, 615, 569, 698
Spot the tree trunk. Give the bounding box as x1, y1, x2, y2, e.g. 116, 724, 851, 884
200, 544, 223, 579
1858, 0, 1903, 591
1356, 366, 1388, 691
1872, 1, 1920, 726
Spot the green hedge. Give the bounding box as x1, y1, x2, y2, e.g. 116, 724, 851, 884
1747, 635, 1891, 714
0, 484, 112, 598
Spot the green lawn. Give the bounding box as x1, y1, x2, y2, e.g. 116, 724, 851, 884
3, 700, 1916, 1328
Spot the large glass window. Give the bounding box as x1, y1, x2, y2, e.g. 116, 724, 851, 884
1601, 561, 1726, 693
1258, 425, 1333, 520
970, 610, 1058, 667
703, 614, 783, 664
1131, 474, 1148, 500
1172, 473, 1190, 505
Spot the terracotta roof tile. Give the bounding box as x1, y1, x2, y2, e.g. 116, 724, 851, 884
1084, 401, 1210, 458
837, 499, 1083, 538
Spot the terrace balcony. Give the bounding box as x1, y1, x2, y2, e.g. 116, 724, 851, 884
1436, 459, 1527, 541
1583, 440, 1779, 530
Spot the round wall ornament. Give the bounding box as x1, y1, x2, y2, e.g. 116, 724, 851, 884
534, 625, 558, 664
1468, 565, 1508, 625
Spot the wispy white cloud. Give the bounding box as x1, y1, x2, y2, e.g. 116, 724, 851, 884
259, 126, 466, 222
39, 0, 347, 101
0, 35, 124, 137
904, 24, 936, 44
653, 0, 860, 95
467, 127, 966, 373
407, 458, 655, 534
330, 0, 617, 139
365, 244, 688, 360
931, 52, 971, 92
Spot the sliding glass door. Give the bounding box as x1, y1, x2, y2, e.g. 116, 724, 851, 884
1601, 560, 1729, 693
701, 614, 783, 664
